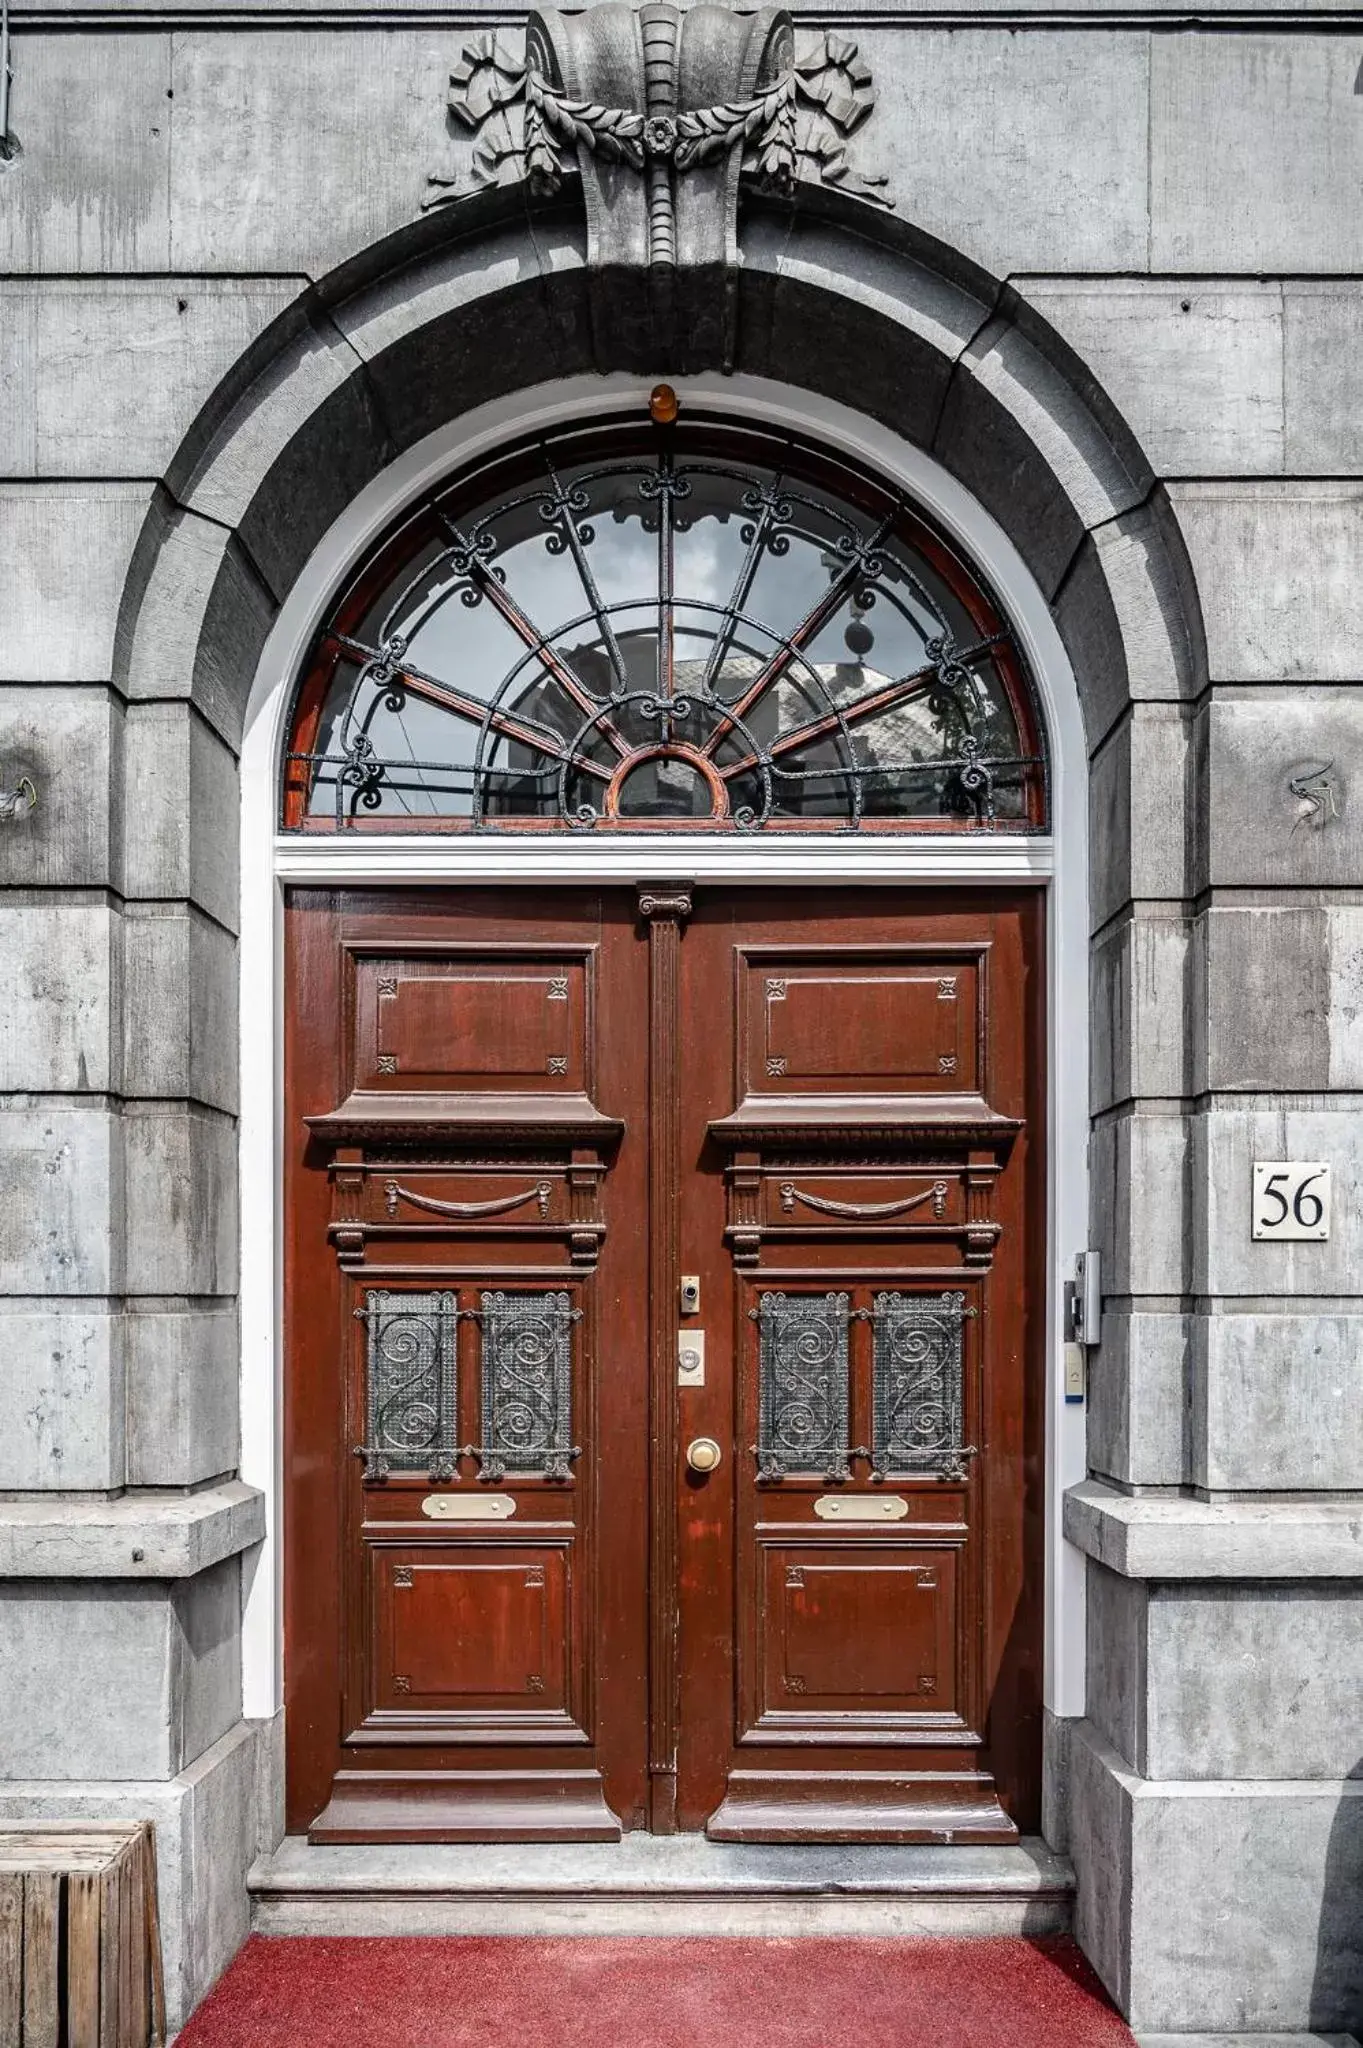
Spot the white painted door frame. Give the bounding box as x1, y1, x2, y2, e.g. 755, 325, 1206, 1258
236, 373, 1090, 1747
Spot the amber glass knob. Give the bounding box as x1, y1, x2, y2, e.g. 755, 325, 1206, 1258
685, 1436, 723, 1474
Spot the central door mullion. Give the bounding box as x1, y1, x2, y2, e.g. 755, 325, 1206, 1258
638, 881, 693, 1832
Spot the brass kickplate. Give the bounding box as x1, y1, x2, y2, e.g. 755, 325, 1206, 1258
814, 1495, 909, 1521
421, 1493, 516, 1521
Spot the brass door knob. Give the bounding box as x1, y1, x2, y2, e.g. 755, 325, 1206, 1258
685, 1436, 723, 1474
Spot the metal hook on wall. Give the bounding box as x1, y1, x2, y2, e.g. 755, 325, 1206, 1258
0, 0, 17, 163
0, 775, 37, 820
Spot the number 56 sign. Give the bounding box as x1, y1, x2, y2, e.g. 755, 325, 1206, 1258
1252, 1162, 1331, 1242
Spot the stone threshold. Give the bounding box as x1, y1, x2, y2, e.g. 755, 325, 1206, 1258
1064, 1480, 1363, 1579
1135, 2036, 1361, 2046
0, 1480, 265, 1579
250, 1834, 1073, 1938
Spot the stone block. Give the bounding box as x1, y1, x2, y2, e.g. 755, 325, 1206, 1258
870, 30, 1150, 276
121, 702, 240, 933
0, 1719, 259, 2032
0, 1482, 263, 1581
166, 29, 463, 275
1324, 909, 1363, 1088
122, 905, 238, 1112
0, 688, 123, 891
170, 298, 391, 603
1066, 1481, 1363, 1582
936, 311, 1150, 604
1090, 912, 1192, 1115
252, 1707, 287, 1857
333, 224, 593, 458
1091, 1110, 1191, 1299
1152, 35, 1363, 273
1071, 1723, 1363, 2034
1192, 905, 1331, 1094
114, 492, 274, 752
1041, 1708, 1073, 1856
0, 35, 172, 271
1195, 1105, 1363, 1299
125, 1302, 239, 1489
1085, 1563, 1145, 1776
0, 899, 118, 1093
0, 1559, 240, 1781
1087, 1310, 1189, 1492
0, 486, 152, 683
1284, 285, 1363, 476
1191, 1312, 1363, 1493
1192, 691, 1363, 892
1053, 497, 1205, 756
0, 1306, 124, 1490
0, 1105, 121, 1296
1171, 484, 1363, 684
1019, 280, 1284, 478
123, 1105, 237, 1298
0, 279, 305, 478
1089, 703, 1192, 931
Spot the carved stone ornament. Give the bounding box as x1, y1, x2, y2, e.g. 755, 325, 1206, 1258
424, 4, 891, 370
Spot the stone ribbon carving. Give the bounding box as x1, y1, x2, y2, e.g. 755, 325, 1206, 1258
424, 4, 891, 369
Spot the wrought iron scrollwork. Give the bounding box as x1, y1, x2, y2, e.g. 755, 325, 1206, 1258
475, 1290, 581, 1482
353, 1289, 461, 1481
754, 1290, 850, 1481
870, 1290, 977, 1482
285, 423, 1046, 837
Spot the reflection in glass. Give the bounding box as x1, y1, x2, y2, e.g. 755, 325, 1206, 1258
284, 420, 1047, 833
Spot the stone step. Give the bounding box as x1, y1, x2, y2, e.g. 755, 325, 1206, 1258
249, 1834, 1073, 1938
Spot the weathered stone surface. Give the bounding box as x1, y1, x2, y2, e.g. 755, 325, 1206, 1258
166, 30, 461, 274
0, 1480, 262, 1579
1072, 1724, 1363, 2034
1171, 484, 1363, 684
1053, 497, 1204, 755
0, 35, 172, 272
123, 904, 238, 1112
0, 280, 305, 477
1090, 1110, 1191, 1298
1192, 905, 1331, 1093
1089, 703, 1193, 931
1019, 280, 1285, 477
1195, 1105, 1363, 1298
870, 31, 1150, 276
1085, 1564, 1145, 1777
1284, 284, 1363, 475
0, 1105, 120, 1296
1192, 691, 1363, 892
1192, 1312, 1363, 1493
122, 1105, 237, 1297
1087, 1310, 1189, 1492
0, 900, 118, 1093
122, 703, 240, 933
0, 1559, 240, 1780
125, 1304, 240, 1488
0, 487, 152, 684
0, 689, 123, 891
1152, 35, 1363, 274
114, 493, 275, 751
0, 1307, 124, 1491
1090, 912, 1192, 1114
1066, 1481, 1363, 1580
0, 1720, 259, 2032
251, 1707, 287, 1857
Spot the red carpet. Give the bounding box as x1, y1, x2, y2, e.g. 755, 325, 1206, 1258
177, 1934, 1134, 2047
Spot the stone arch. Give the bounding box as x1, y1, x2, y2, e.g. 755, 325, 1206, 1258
112, 189, 1206, 788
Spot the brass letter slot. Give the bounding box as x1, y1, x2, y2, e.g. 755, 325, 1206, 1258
814, 1495, 909, 1522
421, 1493, 516, 1521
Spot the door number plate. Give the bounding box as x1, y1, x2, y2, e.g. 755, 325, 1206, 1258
1252, 1162, 1331, 1242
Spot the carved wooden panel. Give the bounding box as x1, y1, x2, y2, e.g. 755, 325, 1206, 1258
354, 954, 585, 1092
752, 1545, 961, 1735
739, 951, 982, 1100
367, 1543, 578, 1733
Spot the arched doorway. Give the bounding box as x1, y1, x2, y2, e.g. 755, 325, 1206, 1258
273, 395, 1059, 1844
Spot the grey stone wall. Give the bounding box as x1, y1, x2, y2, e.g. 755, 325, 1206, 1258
2, 4, 1361, 2036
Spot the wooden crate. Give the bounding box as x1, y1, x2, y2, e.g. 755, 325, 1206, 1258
0, 1822, 165, 2048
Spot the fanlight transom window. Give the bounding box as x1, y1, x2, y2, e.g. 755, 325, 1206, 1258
284, 417, 1047, 834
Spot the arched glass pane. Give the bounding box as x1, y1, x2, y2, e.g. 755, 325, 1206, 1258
283, 418, 1048, 834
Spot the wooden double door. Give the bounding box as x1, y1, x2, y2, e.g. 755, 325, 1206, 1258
285, 885, 1043, 1842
